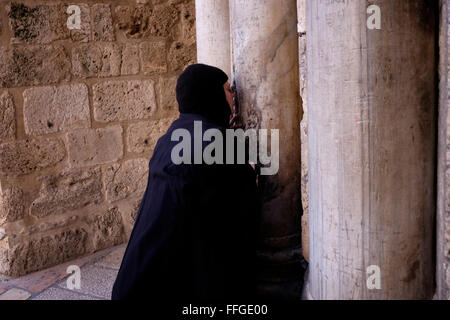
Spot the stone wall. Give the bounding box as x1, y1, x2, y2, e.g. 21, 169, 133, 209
0, 0, 196, 277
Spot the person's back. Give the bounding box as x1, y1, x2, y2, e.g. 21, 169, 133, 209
111, 64, 259, 302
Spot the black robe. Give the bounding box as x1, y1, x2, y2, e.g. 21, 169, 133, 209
111, 113, 259, 302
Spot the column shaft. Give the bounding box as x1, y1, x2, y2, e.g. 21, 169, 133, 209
230, 0, 304, 299
307, 0, 436, 299
195, 0, 231, 77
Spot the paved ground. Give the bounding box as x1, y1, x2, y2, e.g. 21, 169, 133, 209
0, 244, 126, 300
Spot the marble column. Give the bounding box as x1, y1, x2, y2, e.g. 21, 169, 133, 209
195, 0, 231, 77
307, 1, 436, 299
437, 0, 450, 300
230, 0, 304, 300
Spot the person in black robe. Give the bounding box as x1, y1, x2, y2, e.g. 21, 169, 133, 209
111, 64, 259, 302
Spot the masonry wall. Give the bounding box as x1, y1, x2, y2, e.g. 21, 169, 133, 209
0, 0, 196, 277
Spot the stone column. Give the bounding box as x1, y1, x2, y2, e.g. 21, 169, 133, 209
307, 1, 436, 299
195, 0, 231, 77
437, 0, 450, 300
230, 0, 304, 300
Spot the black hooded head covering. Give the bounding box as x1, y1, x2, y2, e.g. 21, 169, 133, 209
176, 63, 231, 128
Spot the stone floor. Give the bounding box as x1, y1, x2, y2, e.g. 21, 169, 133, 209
0, 244, 126, 300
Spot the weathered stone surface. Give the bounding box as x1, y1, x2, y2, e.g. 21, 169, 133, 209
103, 158, 148, 202
159, 76, 179, 114
92, 4, 115, 41
22, 216, 78, 235
0, 45, 70, 88
93, 80, 156, 122
6, 2, 69, 44
139, 41, 167, 74
120, 197, 141, 228
72, 43, 142, 78
149, 4, 180, 38
66, 126, 123, 168
168, 41, 196, 71
127, 118, 175, 154
180, 0, 196, 44
115, 5, 151, 39
0, 91, 15, 141
0, 187, 24, 224
2, 228, 88, 276
30, 168, 103, 218
0, 138, 66, 176
115, 4, 179, 39
307, 0, 435, 299
72, 44, 122, 78
121, 44, 140, 75
115, 197, 142, 239
88, 207, 124, 251
69, 4, 91, 43
23, 84, 90, 136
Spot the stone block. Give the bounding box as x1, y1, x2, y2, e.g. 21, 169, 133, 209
148, 4, 180, 38
72, 43, 122, 78
6, 2, 69, 44
103, 158, 148, 202
0, 187, 24, 224
93, 80, 156, 122
66, 126, 123, 168
0, 91, 15, 141
23, 216, 79, 235
0, 45, 70, 88
168, 41, 196, 72
0, 138, 66, 176
119, 197, 142, 238
72, 43, 142, 78
121, 44, 140, 75
115, 4, 179, 39
23, 84, 90, 136
127, 118, 175, 154
139, 40, 167, 74
180, 0, 196, 44
30, 168, 103, 218
88, 207, 124, 251
115, 5, 151, 39
159, 75, 179, 114
69, 4, 91, 43
3, 228, 88, 276
92, 4, 115, 41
